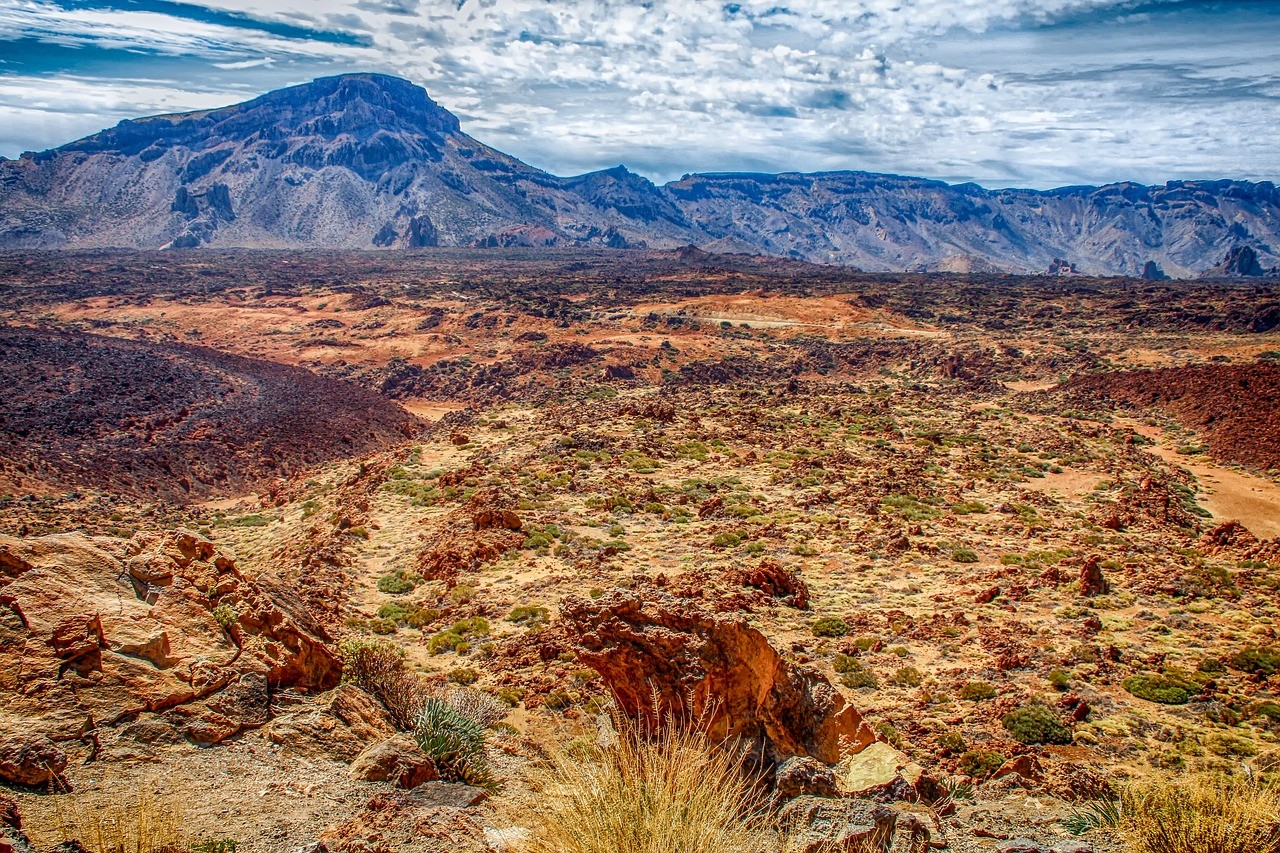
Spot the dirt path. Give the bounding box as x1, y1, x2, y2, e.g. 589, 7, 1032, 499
1120, 418, 1280, 539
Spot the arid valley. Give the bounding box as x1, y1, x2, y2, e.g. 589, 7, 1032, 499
1, 248, 1277, 852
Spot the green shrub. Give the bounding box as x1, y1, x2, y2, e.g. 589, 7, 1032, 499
1124, 673, 1199, 705
958, 750, 1006, 780
952, 501, 988, 515
1003, 705, 1073, 745
961, 681, 997, 701
448, 667, 480, 686
377, 569, 421, 595
712, 532, 742, 548
507, 604, 550, 626
951, 548, 980, 563
211, 603, 237, 630
544, 689, 574, 711
811, 617, 849, 638
413, 697, 494, 789
891, 666, 923, 687
1048, 669, 1071, 691
1229, 646, 1280, 677
832, 653, 860, 673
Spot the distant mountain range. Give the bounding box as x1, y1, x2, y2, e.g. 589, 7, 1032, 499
1, 73, 1277, 277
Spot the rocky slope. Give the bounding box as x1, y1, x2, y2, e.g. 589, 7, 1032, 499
0, 324, 421, 501
1, 73, 1278, 277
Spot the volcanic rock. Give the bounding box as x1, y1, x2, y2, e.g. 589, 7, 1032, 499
560, 590, 875, 764
1079, 556, 1109, 597
349, 734, 439, 788
0, 530, 340, 750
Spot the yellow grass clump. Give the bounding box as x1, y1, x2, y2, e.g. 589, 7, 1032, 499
42, 785, 187, 853
1118, 773, 1280, 853
513, 709, 777, 853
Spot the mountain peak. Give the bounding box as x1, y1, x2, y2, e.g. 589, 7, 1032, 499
239, 73, 460, 136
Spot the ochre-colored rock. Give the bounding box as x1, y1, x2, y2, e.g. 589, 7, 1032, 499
0, 530, 340, 751
350, 734, 439, 788
561, 590, 875, 764
263, 685, 397, 761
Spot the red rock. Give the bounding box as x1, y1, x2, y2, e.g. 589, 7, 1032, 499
1079, 556, 1109, 597
975, 585, 1000, 604
561, 590, 875, 764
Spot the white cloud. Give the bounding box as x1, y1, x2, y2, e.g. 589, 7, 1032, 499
0, 0, 1276, 188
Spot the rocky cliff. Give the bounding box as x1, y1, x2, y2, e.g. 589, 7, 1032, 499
2, 73, 1277, 277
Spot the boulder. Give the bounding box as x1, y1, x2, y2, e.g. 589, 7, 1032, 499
835, 742, 925, 800
776, 755, 840, 799
262, 685, 396, 761
779, 797, 940, 853
0, 531, 339, 751
350, 735, 439, 788
0, 734, 67, 788
1079, 556, 1109, 597
561, 590, 875, 765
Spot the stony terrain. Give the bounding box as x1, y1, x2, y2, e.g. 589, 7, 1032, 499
0, 248, 1277, 852
2, 74, 1280, 277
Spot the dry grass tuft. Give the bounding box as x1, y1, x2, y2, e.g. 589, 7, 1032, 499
1118, 773, 1280, 853
512, 707, 777, 853
42, 785, 186, 853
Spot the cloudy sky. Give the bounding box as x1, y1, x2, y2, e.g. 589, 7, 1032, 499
0, 0, 1276, 188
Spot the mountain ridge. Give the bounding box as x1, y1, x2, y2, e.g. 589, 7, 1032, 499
2, 73, 1277, 277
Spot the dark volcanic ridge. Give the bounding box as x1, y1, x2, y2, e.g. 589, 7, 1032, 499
0, 324, 421, 501
1057, 363, 1280, 472
2, 73, 1278, 278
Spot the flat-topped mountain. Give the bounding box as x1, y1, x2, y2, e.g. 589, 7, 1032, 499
1, 73, 1277, 276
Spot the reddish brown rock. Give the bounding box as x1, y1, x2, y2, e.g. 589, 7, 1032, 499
561, 590, 875, 764
0, 734, 67, 788
0, 530, 339, 749
975, 585, 1000, 604
350, 735, 439, 788
1079, 556, 1109, 597
731, 559, 810, 609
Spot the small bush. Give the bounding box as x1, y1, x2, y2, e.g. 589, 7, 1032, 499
448, 667, 480, 685
960, 681, 997, 701
507, 604, 550, 626
413, 697, 494, 789
1003, 705, 1073, 745
811, 616, 849, 638
958, 749, 1006, 780
1230, 645, 1280, 677
891, 666, 923, 687
544, 689, 574, 711
1124, 673, 1198, 705
951, 548, 980, 563
377, 569, 421, 595
211, 603, 237, 630
1048, 669, 1071, 691
712, 531, 742, 548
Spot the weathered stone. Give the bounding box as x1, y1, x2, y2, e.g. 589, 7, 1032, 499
263, 684, 396, 761
0, 735, 67, 788
836, 742, 924, 800
562, 590, 875, 765
1079, 556, 1109, 597
405, 781, 488, 809
998, 840, 1046, 853
350, 735, 439, 788
778, 796, 896, 853
993, 754, 1043, 783
776, 755, 840, 799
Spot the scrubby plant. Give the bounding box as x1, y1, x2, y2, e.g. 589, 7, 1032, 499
811, 616, 848, 638
1116, 774, 1280, 853
544, 689, 574, 711
1230, 645, 1280, 677
45, 785, 188, 853
427, 616, 491, 655
1002, 705, 1073, 745
211, 603, 237, 630
377, 569, 421, 594
891, 666, 923, 687
951, 548, 979, 563
447, 667, 479, 686
507, 604, 550, 626
1123, 672, 1198, 705
511, 710, 776, 853
1048, 669, 1071, 691
960, 681, 997, 701
413, 696, 495, 789
958, 749, 1006, 780
712, 531, 742, 548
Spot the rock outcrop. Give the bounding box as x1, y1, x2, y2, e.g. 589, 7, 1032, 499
0, 529, 340, 780
560, 590, 875, 764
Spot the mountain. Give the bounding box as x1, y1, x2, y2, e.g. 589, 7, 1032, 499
1, 73, 1277, 277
